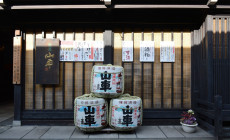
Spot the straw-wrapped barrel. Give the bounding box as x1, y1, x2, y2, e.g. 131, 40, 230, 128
109, 94, 142, 131
90, 64, 124, 98
74, 94, 108, 132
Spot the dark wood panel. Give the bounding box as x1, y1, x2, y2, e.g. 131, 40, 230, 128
35, 39, 60, 84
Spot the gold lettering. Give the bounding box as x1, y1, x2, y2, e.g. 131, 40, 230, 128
44, 52, 55, 70
45, 59, 53, 69
45, 52, 55, 59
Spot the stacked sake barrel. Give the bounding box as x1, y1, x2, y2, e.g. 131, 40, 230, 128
74, 64, 142, 132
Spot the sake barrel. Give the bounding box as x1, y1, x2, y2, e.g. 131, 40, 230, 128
74, 94, 108, 132
109, 94, 142, 131
90, 64, 124, 98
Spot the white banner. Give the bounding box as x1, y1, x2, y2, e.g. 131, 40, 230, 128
60, 40, 74, 61
122, 41, 133, 62
60, 41, 104, 62
160, 41, 175, 62
140, 41, 155, 62
74, 41, 84, 61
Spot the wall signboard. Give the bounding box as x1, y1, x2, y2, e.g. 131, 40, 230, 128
13, 36, 22, 84
36, 39, 60, 84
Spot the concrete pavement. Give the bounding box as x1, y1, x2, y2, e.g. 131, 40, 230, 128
0, 125, 214, 140
0, 102, 216, 140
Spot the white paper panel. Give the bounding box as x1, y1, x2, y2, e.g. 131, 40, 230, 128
140, 41, 155, 62
160, 41, 175, 62
60, 41, 104, 62
122, 41, 133, 62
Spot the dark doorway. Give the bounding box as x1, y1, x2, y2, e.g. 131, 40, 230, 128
0, 28, 14, 104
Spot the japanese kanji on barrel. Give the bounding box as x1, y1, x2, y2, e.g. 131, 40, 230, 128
90, 64, 124, 98
74, 94, 108, 132
109, 94, 142, 131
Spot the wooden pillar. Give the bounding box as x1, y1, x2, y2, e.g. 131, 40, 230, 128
191, 31, 194, 109
103, 30, 114, 64
206, 15, 214, 102
13, 30, 22, 126
214, 95, 223, 139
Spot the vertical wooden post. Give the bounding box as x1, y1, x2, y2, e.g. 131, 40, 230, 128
215, 95, 223, 140
103, 30, 114, 64
191, 31, 194, 109
206, 15, 214, 102
13, 30, 22, 126
181, 31, 183, 108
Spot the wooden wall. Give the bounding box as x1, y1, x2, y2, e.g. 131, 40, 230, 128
212, 17, 230, 104
25, 30, 103, 110
114, 29, 191, 109
25, 29, 191, 110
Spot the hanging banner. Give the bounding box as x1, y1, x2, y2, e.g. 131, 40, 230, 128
74, 41, 84, 61
160, 41, 175, 62
60, 40, 74, 61
81, 41, 104, 61
36, 39, 60, 84
92, 41, 104, 61
82, 41, 92, 61
122, 41, 133, 62
140, 41, 155, 62
60, 41, 104, 62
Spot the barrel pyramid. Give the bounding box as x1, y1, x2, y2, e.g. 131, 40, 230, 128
74, 64, 143, 132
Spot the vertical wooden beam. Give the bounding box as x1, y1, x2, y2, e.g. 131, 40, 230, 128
33, 31, 36, 109
161, 31, 164, 109
13, 31, 22, 84
42, 31, 46, 110
42, 86, 45, 109
191, 31, 194, 109
21, 31, 26, 112
13, 30, 22, 125
216, 18, 220, 97
227, 18, 230, 104
14, 85, 21, 125
52, 30, 56, 110
82, 31, 85, 95
103, 30, 114, 64
171, 32, 174, 108
206, 15, 214, 102
92, 31, 95, 66
221, 18, 225, 103
214, 95, 223, 139
72, 31, 75, 109
151, 31, 154, 108
141, 31, 144, 107
131, 31, 134, 96
62, 31, 65, 109
194, 30, 200, 100
122, 31, 124, 67
181, 31, 183, 108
